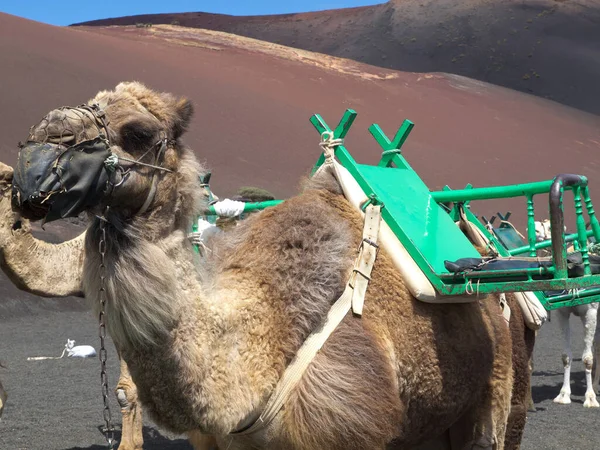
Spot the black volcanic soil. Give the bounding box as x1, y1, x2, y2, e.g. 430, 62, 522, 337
73, 0, 600, 115
1, 305, 599, 449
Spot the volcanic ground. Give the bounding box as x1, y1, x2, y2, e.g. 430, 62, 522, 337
75, 0, 600, 116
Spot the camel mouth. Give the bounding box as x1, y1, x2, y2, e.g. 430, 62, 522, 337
12, 141, 64, 221
12, 138, 113, 223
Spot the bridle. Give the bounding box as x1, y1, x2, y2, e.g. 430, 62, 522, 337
69, 103, 174, 217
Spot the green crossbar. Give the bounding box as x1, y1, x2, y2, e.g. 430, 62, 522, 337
310, 110, 482, 278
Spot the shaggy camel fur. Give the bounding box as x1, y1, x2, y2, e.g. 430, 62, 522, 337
0, 82, 518, 449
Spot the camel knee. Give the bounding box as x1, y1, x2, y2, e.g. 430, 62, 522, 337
561, 353, 571, 367
116, 385, 137, 412
583, 353, 594, 371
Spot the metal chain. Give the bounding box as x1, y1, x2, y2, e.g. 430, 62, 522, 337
98, 213, 115, 449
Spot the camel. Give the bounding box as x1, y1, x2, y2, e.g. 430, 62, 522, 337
534, 220, 600, 408
551, 304, 599, 407
0, 81, 524, 449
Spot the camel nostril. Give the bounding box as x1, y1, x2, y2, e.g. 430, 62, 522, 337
12, 220, 22, 231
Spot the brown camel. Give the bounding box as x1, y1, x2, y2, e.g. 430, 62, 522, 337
0, 82, 521, 449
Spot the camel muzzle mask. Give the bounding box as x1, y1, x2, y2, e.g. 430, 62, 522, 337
11, 136, 113, 224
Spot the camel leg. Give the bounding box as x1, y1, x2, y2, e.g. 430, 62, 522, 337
449, 376, 512, 450
593, 308, 600, 395
526, 353, 536, 412
115, 355, 144, 450
187, 430, 219, 450
581, 306, 599, 408
553, 309, 572, 404
449, 328, 512, 449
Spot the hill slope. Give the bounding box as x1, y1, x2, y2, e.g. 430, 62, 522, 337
74, 0, 600, 115
1, 12, 600, 313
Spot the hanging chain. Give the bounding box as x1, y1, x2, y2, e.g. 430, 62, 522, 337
98, 213, 115, 449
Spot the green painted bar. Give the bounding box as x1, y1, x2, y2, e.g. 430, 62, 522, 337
333, 109, 357, 139
545, 296, 600, 310
508, 229, 595, 255
583, 186, 600, 243
391, 119, 415, 149
431, 180, 557, 202
546, 287, 600, 304
438, 266, 555, 279
435, 276, 600, 295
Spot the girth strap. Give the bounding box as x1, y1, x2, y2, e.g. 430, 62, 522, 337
349, 204, 381, 316
231, 204, 382, 437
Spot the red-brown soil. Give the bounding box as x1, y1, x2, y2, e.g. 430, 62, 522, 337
73, 0, 600, 115
3, 13, 600, 215
0, 11, 600, 302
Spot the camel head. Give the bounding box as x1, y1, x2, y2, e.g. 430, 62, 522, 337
11, 82, 197, 224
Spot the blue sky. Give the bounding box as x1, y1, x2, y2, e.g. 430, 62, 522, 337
1, 0, 384, 26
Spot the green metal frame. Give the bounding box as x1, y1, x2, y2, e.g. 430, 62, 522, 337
447, 203, 600, 310
308, 109, 600, 305
195, 108, 600, 309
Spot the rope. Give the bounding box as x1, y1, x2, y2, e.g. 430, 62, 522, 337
319, 131, 344, 159
105, 154, 173, 173
27, 349, 67, 361
381, 149, 401, 157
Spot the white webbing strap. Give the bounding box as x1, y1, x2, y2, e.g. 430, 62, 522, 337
231, 204, 382, 437
499, 293, 511, 325
349, 204, 381, 316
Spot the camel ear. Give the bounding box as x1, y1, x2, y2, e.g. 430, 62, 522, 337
172, 98, 194, 139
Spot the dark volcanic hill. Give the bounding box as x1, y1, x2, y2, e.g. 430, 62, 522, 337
1, 11, 600, 313
73, 0, 600, 116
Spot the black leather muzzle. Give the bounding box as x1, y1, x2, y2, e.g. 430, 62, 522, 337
12, 136, 112, 223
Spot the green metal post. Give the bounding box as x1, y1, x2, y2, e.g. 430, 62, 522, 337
526, 194, 537, 257
574, 186, 591, 275
583, 186, 600, 244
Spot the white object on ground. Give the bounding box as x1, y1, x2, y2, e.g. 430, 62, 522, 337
27, 339, 96, 360
213, 199, 246, 217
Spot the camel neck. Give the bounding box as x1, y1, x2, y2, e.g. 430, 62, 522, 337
83, 217, 265, 434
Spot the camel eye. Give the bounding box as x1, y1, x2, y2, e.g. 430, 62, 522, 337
120, 120, 156, 149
